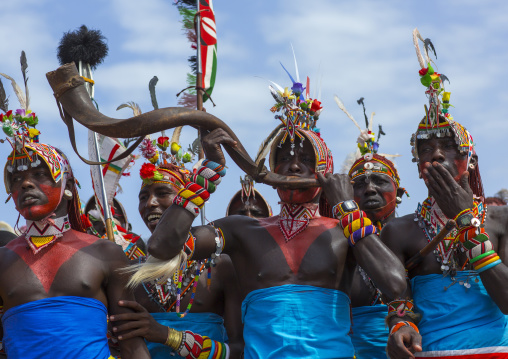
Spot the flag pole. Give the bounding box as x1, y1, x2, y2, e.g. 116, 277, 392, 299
196, 0, 206, 225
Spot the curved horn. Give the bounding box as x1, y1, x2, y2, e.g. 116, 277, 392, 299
46, 63, 319, 189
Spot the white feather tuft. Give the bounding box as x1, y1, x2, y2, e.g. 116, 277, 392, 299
0, 73, 26, 111
334, 95, 362, 132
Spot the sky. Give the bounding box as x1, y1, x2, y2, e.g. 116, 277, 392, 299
1, 0, 507, 240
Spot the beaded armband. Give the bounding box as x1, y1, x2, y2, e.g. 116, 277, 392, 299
173, 194, 201, 217
168, 329, 230, 359
389, 321, 419, 336
333, 200, 377, 247
184, 232, 196, 260
386, 299, 420, 325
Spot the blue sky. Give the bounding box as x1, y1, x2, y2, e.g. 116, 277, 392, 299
1, 0, 507, 239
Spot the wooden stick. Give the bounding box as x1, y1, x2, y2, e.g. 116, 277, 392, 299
405, 219, 456, 271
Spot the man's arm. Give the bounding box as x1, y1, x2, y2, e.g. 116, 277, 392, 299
104, 242, 150, 359
426, 164, 508, 313
381, 220, 422, 359
478, 207, 508, 313
217, 255, 244, 359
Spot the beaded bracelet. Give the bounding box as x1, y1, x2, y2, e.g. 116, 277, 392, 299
477, 259, 502, 274
453, 208, 472, 222
343, 217, 373, 238
184, 232, 196, 260
390, 321, 419, 336
177, 189, 205, 208
202, 159, 227, 177
349, 224, 378, 247
185, 182, 210, 202
340, 210, 366, 229
173, 195, 200, 217
192, 174, 217, 193
466, 240, 493, 261
475, 255, 500, 270
195, 166, 222, 185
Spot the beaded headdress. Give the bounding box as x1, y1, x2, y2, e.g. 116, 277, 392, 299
410, 28, 483, 198
1, 52, 71, 200
264, 56, 333, 175
335, 96, 401, 187
225, 175, 273, 216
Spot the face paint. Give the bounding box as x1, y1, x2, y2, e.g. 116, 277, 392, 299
18, 184, 61, 220
277, 187, 321, 204
453, 157, 468, 182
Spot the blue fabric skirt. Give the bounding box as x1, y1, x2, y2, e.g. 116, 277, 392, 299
412, 271, 508, 357
350, 304, 388, 359
2, 296, 110, 359
241, 284, 354, 359
147, 312, 228, 359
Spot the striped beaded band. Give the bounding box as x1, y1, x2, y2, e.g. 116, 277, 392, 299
185, 182, 210, 202
178, 189, 205, 208
192, 174, 216, 194
340, 210, 367, 229
388, 299, 415, 316
344, 217, 373, 238
349, 224, 377, 247
390, 321, 419, 336
348, 154, 401, 187
195, 166, 221, 185
173, 195, 200, 217
202, 159, 226, 177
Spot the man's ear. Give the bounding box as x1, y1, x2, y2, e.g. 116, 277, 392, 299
65, 178, 74, 193
468, 154, 478, 171
396, 187, 405, 201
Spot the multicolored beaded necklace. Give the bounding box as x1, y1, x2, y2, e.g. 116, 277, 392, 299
142, 259, 206, 315
415, 196, 486, 278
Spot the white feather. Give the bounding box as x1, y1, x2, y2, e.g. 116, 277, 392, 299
334, 95, 362, 132
0, 73, 26, 111
291, 43, 300, 83
369, 112, 375, 132
116, 101, 142, 117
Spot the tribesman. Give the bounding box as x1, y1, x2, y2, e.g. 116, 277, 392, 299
384, 29, 508, 358
108, 111, 244, 358
0, 56, 149, 358
137, 62, 407, 358
337, 97, 407, 358
225, 176, 272, 218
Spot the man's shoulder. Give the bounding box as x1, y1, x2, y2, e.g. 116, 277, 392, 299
487, 205, 508, 224
384, 213, 418, 232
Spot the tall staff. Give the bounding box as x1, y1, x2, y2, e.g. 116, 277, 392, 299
57, 25, 115, 242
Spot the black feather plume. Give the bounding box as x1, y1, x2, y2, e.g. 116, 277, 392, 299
440, 74, 450, 84
149, 76, 159, 110
20, 51, 29, 110
57, 25, 108, 70
357, 97, 369, 128
424, 38, 437, 59
0, 79, 8, 113
377, 124, 386, 143
188, 55, 197, 75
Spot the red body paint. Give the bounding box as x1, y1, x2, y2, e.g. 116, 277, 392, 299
13, 184, 61, 220
6, 230, 98, 292
453, 158, 468, 182
258, 216, 338, 273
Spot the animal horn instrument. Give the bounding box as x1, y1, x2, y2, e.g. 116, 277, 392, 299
46, 63, 319, 189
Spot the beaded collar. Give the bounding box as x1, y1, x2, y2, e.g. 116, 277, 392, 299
142, 259, 205, 314
24, 215, 71, 254
415, 196, 486, 276
278, 202, 320, 242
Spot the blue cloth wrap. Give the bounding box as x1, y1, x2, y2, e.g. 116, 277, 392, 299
147, 312, 228, 359
411, 271, 508, 352
2, 296, 110, 359
350, 304, 389, 358
241, 284, 354, 359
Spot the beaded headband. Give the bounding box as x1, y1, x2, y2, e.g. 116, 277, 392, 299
348, 154, 400, 187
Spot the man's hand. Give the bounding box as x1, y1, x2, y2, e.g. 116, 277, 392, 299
422, 162, 473, 218
201, 128, 237, 166
386, 327, 422, 359
110, 300, 167, 344
316, 173, 354, 206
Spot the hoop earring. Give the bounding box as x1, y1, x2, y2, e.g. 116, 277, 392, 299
64, 189, 73, 199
